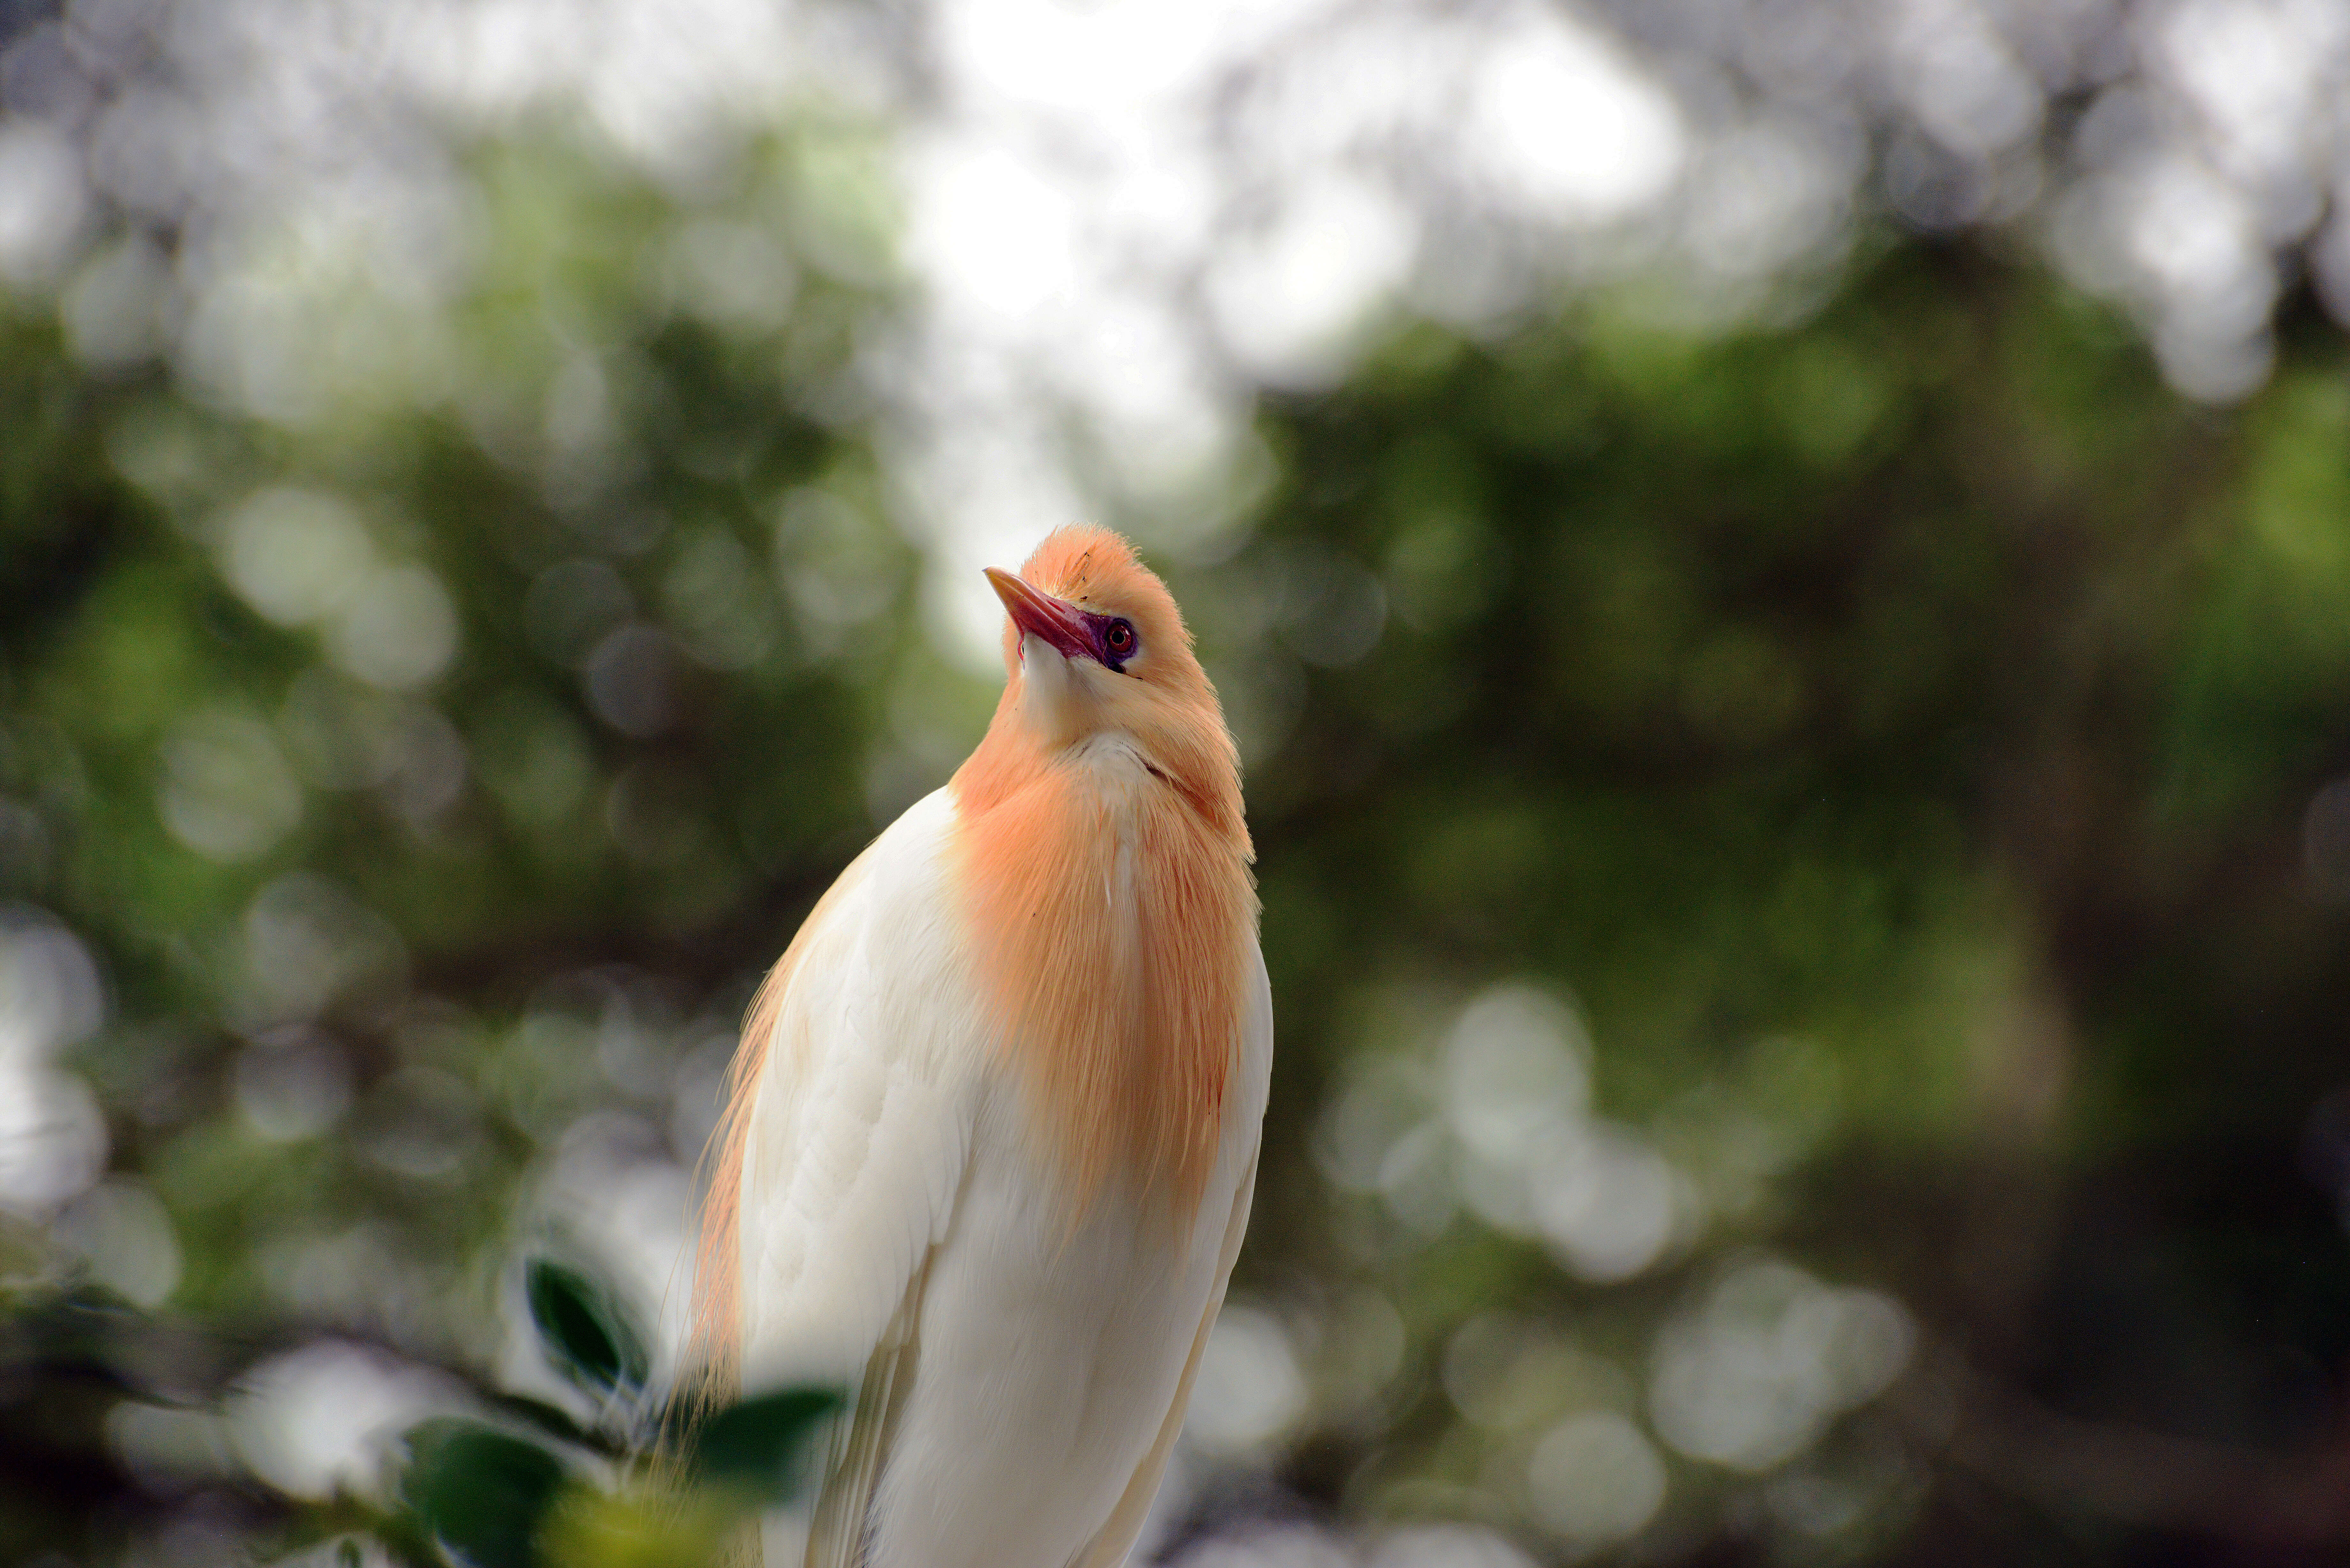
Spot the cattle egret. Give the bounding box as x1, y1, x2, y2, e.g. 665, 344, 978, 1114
696, 526, 1270, 1567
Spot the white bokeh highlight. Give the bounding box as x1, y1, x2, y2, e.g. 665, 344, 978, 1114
0, 913, 108, 1217
229, 1341, 463, 1500
1649, 1257, 1914, 1472
1186, 1300, 1310, 1457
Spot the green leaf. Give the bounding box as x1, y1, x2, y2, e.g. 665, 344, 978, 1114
398, 1417, 567, 1568
524, 1259, 648, 1400
692, 1386, 843, 1504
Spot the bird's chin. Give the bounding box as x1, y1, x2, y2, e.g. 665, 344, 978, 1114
1019, 634, 1093, 740
1018, 632, 1077, 681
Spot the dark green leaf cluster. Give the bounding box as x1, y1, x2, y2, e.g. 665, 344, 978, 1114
376, 1255, 837, 1568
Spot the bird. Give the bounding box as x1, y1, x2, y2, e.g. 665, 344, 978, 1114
694, 525, 1270, 1568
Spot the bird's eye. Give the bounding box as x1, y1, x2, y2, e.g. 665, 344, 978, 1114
1103, 619, 1136, 660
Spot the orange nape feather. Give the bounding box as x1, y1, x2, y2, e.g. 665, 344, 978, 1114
951, 526, 1256, 1221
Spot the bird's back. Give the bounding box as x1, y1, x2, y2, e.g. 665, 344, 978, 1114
724, 782, 1270, 1568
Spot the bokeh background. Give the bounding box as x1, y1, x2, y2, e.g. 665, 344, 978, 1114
6, 0, 2350, 1562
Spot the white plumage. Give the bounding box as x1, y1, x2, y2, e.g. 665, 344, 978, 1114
737, 785, 1270, 1567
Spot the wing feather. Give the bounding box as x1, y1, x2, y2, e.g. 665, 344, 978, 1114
712, 792, 982, 1564
1067, 1147, 1259, 1568
805, 1245, 933, 1568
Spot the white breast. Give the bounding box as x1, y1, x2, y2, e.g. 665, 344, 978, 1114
735, 785, 1272, 1568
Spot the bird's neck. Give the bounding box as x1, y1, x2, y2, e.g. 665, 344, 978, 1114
954, 676, 1249, 843
949, 691, 1255, 1221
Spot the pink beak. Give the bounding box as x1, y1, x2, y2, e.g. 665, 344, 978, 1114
985, 568, 1095, 663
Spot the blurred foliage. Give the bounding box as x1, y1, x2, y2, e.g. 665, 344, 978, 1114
0, 1256, 832, 1567
3, 104, 2350, 1568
